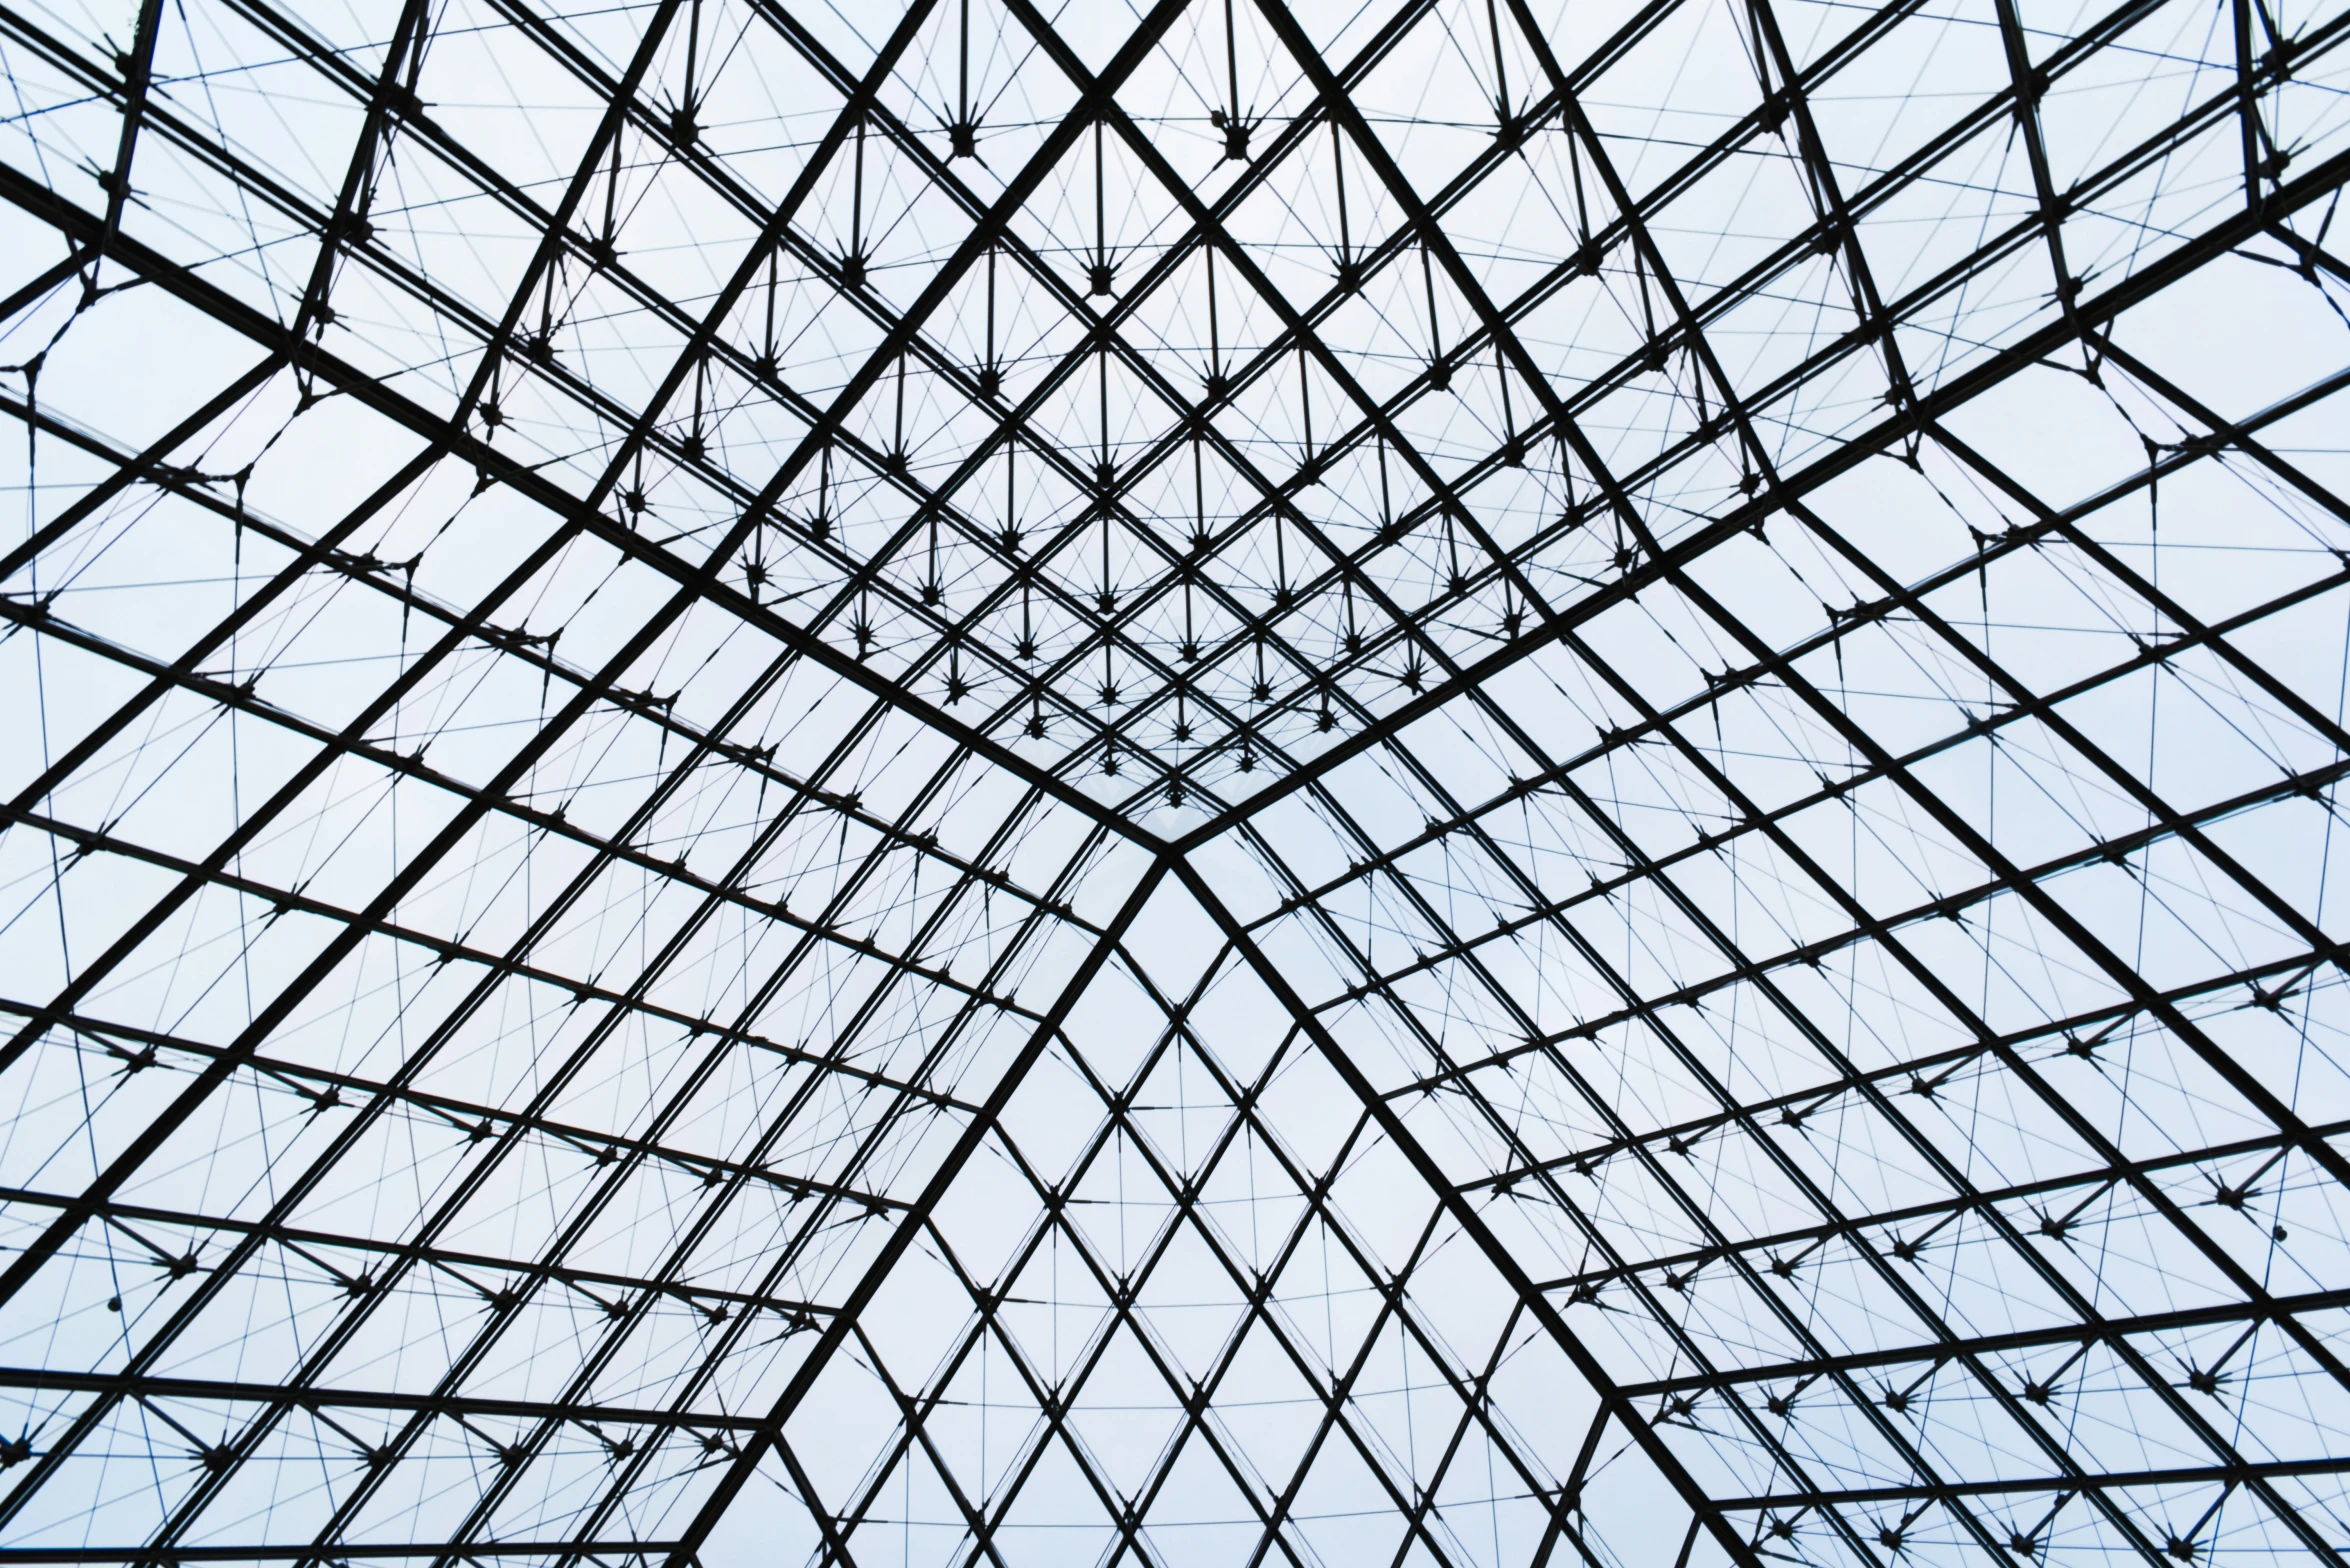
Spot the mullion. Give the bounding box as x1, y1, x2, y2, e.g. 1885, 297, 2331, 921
929, 1166, 1470, 1568
1449, 634, 2295, 1560
1477, 1004, 2347, 1206
1245, 726, 2040, 1564
440, 0, 938, 528
1497, 0, 1815, 547
889, 995, 1537, 1568
434, 0, 1199, 754
1260, 704, 2188, 1564
45, 22, 1187, 840
0, 1366, 768, 1437
690, 932, 1230, 1562
1736, 488, 2350, 1283
1182, 863, 1768, 1568
1716, 1457, 2350, 1511
0, 398, 673, 1553
2265, 218, 2350, 283
741, 240, 1388, 798
0, 489, 603, 1331
1251, 0, 1670, 607
119, 24, 1316, 1504
755, 1431, 868, 1568
0, 995, 925, 1215
1137, 940, 1748, 1560
0, 382, 1080, 919
119, 0, 1125, 726
1237, 805, 1994, 1567
88, 659, 963, 1545
553, 824, 1132, 1560
900, 1182, 1316, 1568
0, 354, 283, 587
36, 0, 2303, 691
219, 0, 1215, 644
1740, 0, 1923, 413
305, 751, 1088, 1557
351, 839, 1090, 1560
0, 246, 88, 329
745, 0, 1489, 633
0, 628, 991, 1080
1183, 0, 2336, 612
37, 531, 1052, 1547
1173, 61, 2350, 847
656, 0, 1242, 805
1659, 564, 2350, 1562
1047, 1038, 1575, 1558
0, 0, 701, 1121
1099, 1050, 1574, 1530
6, 0, 2347, 1557
0, 435, 449, 929
0, 797, 1024, 1094
1938, 344, 2350, 711
1477, 1, 2346, 497
790, 0, 1522, 761
1224, 1212, 1474, 1568
1754, 501, 2350, 1422
867, 1023, 1346, 1562
0, 3, 424, 306
1272, 580, 2350, 1010
0, 1544, 675, 1563
1368, 1300, 1603, 1568
1246, 353, 2350, 994
156, 0, 2284, 822
833, 1319, 1042, 1568
1048, 47, 1557, 658
1792, 489, 2350, 992
425, 0, 1284, 789
654, 848, 1168, 1564
1986, 0, 2092, 337
848, 1190, 1313, 1568
280, 0, 430, 344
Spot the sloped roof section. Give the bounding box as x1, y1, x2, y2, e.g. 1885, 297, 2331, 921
2, 0, 2348, 1563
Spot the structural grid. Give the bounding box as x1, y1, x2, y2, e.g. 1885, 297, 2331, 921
1, 0, 2348, 1562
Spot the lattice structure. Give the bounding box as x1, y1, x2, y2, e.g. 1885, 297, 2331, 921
1, 0, 2347, 1562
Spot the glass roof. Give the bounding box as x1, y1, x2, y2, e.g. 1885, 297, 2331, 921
2, 0, 2349, 1561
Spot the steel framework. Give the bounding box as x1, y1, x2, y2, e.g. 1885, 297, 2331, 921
0, 0, 2346, 1562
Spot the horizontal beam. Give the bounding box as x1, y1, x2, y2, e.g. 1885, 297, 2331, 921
1720, 1458, 2350, 1511
0, 1180, 832, 1324
1530, 1113, 2350, 1296
0, 993, 914, 1214
1463, 935, 2347, 1197
0, 1544, 679, 1563
0, 1366, 765, 1434
1620, 1285, 2350, 1398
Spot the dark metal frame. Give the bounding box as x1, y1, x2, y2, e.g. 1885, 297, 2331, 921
1, 0, 2346, 1560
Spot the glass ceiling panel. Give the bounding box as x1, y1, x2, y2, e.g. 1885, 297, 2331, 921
1, 0, 2347, 1561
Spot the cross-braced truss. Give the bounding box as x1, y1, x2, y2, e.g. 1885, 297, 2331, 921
1, 0, 2347, 1562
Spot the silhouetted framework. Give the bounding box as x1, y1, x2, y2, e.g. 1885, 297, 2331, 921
0, 0, 2346, 1562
